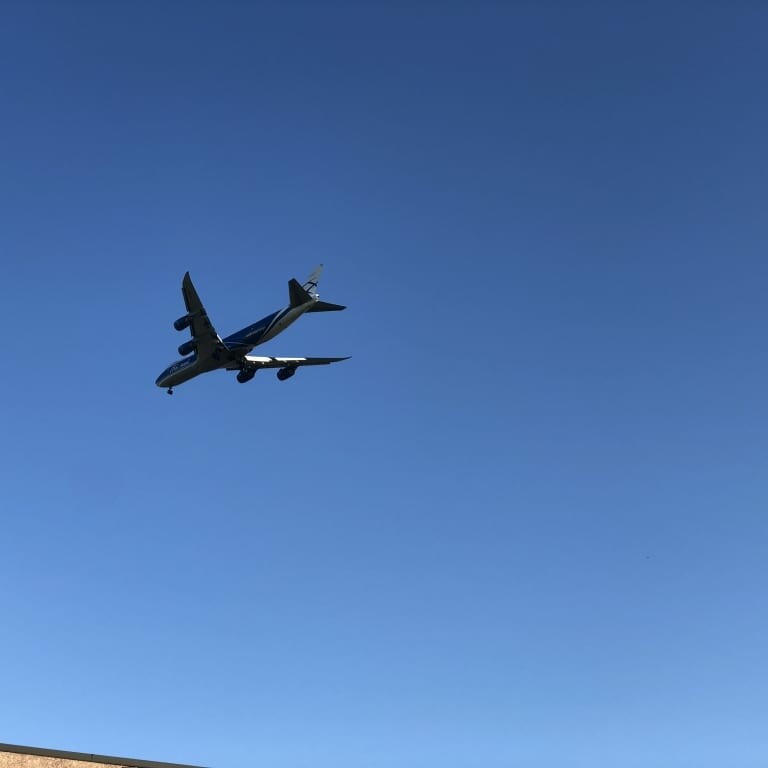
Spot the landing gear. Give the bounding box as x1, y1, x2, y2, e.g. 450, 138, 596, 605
167, 387, 173, 395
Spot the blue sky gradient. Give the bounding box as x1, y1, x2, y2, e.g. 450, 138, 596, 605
1, 3, 767, 767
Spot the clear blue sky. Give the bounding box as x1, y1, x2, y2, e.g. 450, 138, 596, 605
1, 3, 767, 767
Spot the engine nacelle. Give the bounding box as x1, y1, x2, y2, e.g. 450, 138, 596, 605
237, 369, 256, 384
277, 367, 296, 381
174, 314, 192, 331
178, 339, 197, 356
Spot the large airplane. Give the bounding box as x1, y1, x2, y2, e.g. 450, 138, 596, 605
155, 265, 348, 394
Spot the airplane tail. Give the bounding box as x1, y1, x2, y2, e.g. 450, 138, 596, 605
306, 300, 346, 312
302, 264, 324, 298
288, 279, 312, 307
288, 264, 346, 311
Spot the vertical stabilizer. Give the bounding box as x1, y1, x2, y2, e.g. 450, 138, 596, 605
302, 264, 324, 298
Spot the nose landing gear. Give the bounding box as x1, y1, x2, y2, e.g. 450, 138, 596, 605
167, 387, 174, 395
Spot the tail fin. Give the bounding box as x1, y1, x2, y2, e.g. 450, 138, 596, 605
289, 264, 346, 310
302, 264, 324, 298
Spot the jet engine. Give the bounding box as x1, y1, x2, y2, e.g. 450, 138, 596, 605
277, 367, 296, 381
178, 339, 197, 356
237, 369, 256, 384
174, 314, 192, 331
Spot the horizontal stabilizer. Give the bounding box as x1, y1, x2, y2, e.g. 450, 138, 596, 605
306, 300, 346, 312
288, 278, 312, 308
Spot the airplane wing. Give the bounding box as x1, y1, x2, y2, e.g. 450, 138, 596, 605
225, 355, 350, 371
181, 272, 229, 361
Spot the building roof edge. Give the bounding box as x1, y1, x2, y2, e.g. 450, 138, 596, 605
0, 744, 207, 768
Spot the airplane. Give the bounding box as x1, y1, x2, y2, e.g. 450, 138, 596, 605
155, 265, 349, 394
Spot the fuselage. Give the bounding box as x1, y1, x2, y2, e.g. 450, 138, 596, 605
155, 301, 311, 389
